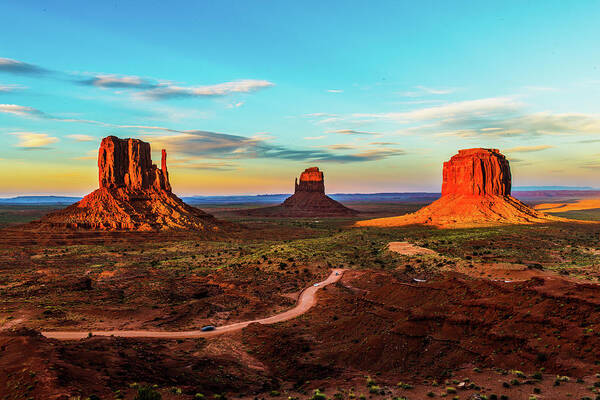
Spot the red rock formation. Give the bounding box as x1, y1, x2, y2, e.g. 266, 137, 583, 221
441, 148, 511, 196
295, 167, 325, 193
98, 136, 171, 192
239, 167, 357, 217
36, 136, 229, 232
357, 148, 561, 228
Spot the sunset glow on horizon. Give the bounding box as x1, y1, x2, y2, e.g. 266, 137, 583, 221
1, 1, 599, 197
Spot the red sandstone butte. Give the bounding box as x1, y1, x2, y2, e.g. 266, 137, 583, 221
294, 166, 326, 193
36, 136, 227, 232
241, 167, 357, 217
441, 148, 511, 196
356, 148, 561, 228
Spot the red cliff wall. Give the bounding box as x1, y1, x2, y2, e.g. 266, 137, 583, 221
441, 148, 511, 196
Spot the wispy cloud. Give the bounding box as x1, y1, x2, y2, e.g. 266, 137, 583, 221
303, 135, 327, 140
72, 149, 97, 160
168, 158, 239, 171
399, 85, 456, 97
78, 74, 155, 89
0, 58, 48, 75
356, 97, 521, 122
77, 71, 275, 100
327, 89, 343, 93
0, 104, 51, 118
66, 134, 95, 142
139, 79, 274, 100
580, 161, 600, 170
226, 101, 245, 108
349, 97, 600, 138
327, 129, 379, 135
505, 145, 554, 153
0, 84, 25, 93
321, 144, 359, 150
10, 132, 58, 149
149, 131, 403, 163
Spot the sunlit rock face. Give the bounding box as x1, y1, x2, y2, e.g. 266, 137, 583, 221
294, 167, 326, 194
279, 167, 357, 216
98, 136, 171, 192
36, 136, 229, 232
441, 148, 511, 197
356, 148, 560, 228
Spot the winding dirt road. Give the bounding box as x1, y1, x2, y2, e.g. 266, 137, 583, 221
42, 269, 344, 341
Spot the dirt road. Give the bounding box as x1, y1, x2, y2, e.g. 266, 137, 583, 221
42, 269, 344, 340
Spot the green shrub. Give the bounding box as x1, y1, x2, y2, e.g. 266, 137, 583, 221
310, 390, 327, 400
134, 386, 162, 400
368, 385, 382, 394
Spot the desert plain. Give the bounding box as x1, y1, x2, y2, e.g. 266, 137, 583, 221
2, 183, 600, 400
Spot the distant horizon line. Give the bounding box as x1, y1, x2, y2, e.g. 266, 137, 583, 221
1, 186, 599, 200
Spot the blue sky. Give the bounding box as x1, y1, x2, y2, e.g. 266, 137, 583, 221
1, 0, 599, 196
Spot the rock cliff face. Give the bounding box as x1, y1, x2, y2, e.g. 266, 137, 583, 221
441, 148, 511, 196
36, 136, 228, 232
357, 148, 561, 228
239, 167, 357, 217
98, 136, 171, 192
294, 167, 325, 193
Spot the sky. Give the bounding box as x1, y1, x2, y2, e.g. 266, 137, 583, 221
0, 0, 599, 196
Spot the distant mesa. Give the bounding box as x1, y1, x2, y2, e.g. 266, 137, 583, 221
34, 136, 228, 232
239, 167, 358, 217
356, 148, 563, 228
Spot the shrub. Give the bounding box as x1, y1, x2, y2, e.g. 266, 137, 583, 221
310, 390, 327, 400
446, 387, 457, 394
368, 385, 382, 394
134, 386, 162, 400
366, 376, 376, 387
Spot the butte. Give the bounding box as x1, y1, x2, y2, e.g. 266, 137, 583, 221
240, 167, 358, 217
34, 136, 228, 232
356, 148, 563, 228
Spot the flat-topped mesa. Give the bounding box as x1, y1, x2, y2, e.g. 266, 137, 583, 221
295, 167, 325, 193
356, 147, 561, 228
441, 148, 511, 197
98, 136, 171, 192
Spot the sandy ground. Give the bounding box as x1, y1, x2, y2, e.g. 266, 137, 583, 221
387, 241, 438, 256
42, 269, 344, 340
535, 198, 600, 212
